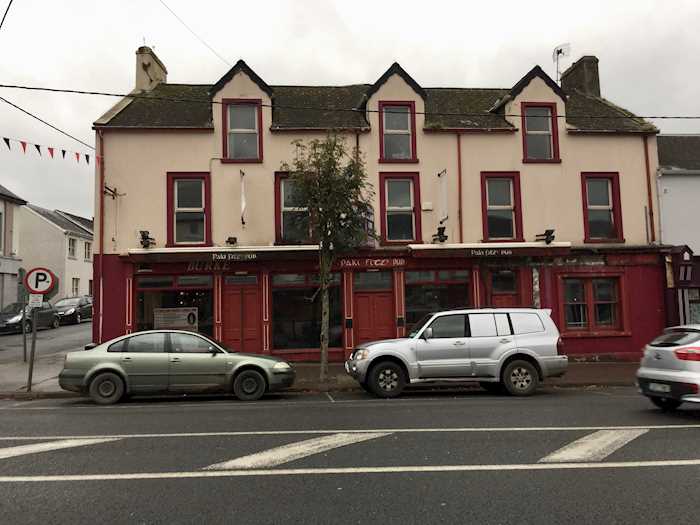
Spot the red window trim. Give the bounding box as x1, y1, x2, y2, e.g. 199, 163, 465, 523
556, 271, 630, 338
581, 172, 624, 243
521, 102, 561, 164
480, 172, 524, 242
379, 172, 422, 245
273, 172, 311, 245
221, 98, 263, 164
166, 172, 212, 248
378, 101, 418, 163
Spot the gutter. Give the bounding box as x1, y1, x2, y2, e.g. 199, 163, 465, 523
643, 135, 656, 243
98, 130, 105, 343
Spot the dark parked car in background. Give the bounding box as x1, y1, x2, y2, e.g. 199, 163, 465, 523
0, 302, 60, 333
54, 296, 93, 324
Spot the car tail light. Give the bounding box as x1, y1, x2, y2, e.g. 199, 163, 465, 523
556, 337, 564, 355
674, 347, 700, 361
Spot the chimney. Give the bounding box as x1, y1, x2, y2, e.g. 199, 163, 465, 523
561, 55, 600, 97
135, 46, 167, 92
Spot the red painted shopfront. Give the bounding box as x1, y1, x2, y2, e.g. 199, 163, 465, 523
93, 245, 668, 362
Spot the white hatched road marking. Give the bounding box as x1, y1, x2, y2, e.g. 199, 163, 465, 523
206, 432, 390, 470
1, 424, 699, 441
3, 459, 700, 483
0, 438, 121, 460
539, 429, 648, 463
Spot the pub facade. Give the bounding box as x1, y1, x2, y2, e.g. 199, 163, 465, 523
92, 49, 668, 361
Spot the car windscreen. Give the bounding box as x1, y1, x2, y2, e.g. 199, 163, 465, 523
55, 298, 81, 307
1, 303, 23, 315
649, 330, 700, 347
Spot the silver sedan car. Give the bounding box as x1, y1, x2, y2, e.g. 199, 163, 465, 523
59, 330, 295, 404
637, 325, 700, 410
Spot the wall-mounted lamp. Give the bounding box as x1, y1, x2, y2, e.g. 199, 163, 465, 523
226, 236, 238, 246
139, 230, 155, 248
535, 229, 555, 245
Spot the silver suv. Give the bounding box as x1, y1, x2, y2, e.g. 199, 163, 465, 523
345, 308, 567, 398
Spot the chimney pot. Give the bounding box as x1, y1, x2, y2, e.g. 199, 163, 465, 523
561, 55, 600, 97
135, 46, 167, 92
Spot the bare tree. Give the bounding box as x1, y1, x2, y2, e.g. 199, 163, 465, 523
282, 134, 375, 381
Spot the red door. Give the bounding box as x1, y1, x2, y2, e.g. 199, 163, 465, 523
354, 292, 395, 344
222, 277, 262, 354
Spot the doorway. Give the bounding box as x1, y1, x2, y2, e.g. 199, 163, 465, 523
353, 270, 395, 344
222, 274, 262, 353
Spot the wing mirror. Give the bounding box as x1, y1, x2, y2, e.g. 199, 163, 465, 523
84, 343, 97, 351
422, 327, 433, 340
210, 347, 219, 355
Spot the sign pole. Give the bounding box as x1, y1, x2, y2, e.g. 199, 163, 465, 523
26, 307, 39, 393
21, 299, 27, 363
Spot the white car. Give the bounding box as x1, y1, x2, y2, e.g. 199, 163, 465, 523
637, 325, 700, 410
345, 308, 568, 398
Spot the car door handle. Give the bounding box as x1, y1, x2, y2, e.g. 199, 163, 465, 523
170, 357, 181, 363
453, 341, 467, 346
121, 357, 132, 362
499, 338, 512, 344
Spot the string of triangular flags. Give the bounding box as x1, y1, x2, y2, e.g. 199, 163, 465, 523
1, 136, 100, 167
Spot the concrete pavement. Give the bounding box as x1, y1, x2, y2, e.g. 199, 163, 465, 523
1, 389, 699, 524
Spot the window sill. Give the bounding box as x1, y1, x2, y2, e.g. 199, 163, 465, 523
583, 237, 626, 244
68, 256, 77, 260
481, 237, 525, 243
165, 242, 212, 248
561, 330, 631, 339
221, 158, 263, 164
522, 158, 561, 164
380, 239, 418, 246
378, 158, 419, 164
274, 240, 312, 246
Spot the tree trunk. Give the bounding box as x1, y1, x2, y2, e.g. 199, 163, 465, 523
319, 252, 330, 383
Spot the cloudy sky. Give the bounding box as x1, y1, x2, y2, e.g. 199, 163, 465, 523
1, 0, 699, 217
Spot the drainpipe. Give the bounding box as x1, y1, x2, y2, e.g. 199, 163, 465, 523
643, 134, 656, 243
456, 133, 463, 243
97, 130, 105, 343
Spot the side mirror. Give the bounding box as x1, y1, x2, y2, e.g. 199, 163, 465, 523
210, 347, 219, 355
422, 327, 433, 340
84, 343, 97, 350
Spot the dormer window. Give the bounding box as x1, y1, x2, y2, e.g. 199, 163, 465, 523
521, 102, 560, 163
223, 99, 263, 163
379, 101, 417, 163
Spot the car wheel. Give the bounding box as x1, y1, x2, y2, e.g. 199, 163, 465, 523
233, 369, 266, 401
502, 360, 539, 396
368, 361, 406, 398
88, 372, 125, 405
480, 381, 505, 395
51, 317, 59, 329
649, 397, 682, 411
75, 313, 82, 324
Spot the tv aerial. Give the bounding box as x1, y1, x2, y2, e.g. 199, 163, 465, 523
552, 43, 571, 84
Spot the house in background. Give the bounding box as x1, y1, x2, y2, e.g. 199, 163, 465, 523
19, 204, 94, 300
0, 184, 26, 308
657, 135, 700, 325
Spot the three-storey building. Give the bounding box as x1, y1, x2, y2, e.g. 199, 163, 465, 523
92, 47, 666, 361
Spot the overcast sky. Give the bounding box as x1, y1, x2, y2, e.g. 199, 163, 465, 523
1, 0, 699, 218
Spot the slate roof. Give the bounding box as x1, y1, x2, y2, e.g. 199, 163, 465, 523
95, 66, 654, 133
0, 184, 26, 205
58, 210, 94, 234
657, 135, 700, 172
28, 205, 93, 239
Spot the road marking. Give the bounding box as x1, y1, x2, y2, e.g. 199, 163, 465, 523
539, 429, 648, 463
3, 458, 700, 483
325, 392, 335, 403
2, 425, 700, 441
206, 432, 389, 470
0, 438, 121, 460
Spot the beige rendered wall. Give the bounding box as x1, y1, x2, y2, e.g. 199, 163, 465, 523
64, 237, 94, 297
96, 71, 658, 254
18, 207, 66, 292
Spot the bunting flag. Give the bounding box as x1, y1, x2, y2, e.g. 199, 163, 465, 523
0, 136, 95, 165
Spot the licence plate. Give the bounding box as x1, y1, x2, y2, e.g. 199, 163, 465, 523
649, 382, 671, 393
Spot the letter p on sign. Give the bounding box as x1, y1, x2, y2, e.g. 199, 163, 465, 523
24, 268, 56, 295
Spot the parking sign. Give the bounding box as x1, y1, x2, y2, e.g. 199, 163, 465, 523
24, 268, 56, 294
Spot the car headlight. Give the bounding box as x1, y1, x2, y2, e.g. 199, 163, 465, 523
7, 314, 21, 323
65, 308, 75, 315
354, 349, 370, 360
273, 361, 291, 370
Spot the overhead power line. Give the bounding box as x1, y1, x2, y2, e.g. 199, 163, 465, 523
0, 0, 14, 31
0, 95, 95, 150
0, 82, 694, 121
158, 0, 232, 67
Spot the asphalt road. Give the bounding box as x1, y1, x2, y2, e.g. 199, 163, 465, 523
0, 321, 92, 364
1, 387, 699, 524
